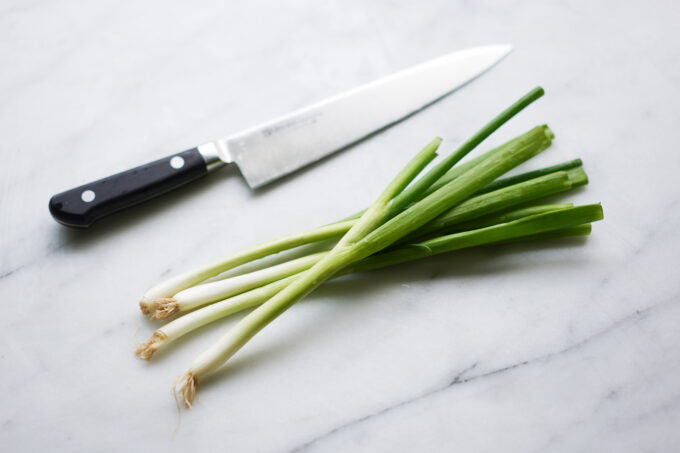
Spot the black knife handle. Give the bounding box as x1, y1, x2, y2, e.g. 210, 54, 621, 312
49, 148, 210, 228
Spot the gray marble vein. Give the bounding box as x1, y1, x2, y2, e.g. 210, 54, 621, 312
290, 296, 679, 452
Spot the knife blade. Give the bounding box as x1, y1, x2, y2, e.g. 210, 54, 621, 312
49, 44, 511, 228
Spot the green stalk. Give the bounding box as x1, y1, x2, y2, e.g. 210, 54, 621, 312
337, 139, 440, 247
335, 140, 439, 243
425, 204, 601, 254
474, 158, 583, 195
450, 203, 573, 231
492, 224, 592, 244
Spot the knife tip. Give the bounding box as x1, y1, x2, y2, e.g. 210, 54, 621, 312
496, 43, 514, 55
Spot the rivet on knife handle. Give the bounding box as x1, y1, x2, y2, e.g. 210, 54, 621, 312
48, 145, 227, 228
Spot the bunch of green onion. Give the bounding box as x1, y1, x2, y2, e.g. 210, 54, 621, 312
135, 87, 604, 408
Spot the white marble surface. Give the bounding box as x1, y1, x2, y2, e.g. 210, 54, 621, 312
2, 0, 680, 451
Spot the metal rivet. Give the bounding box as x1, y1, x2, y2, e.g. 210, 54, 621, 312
170, 156, 185, 169
81, 190, 95, 202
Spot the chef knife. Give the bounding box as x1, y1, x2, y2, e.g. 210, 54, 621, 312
48, 44, 511, 228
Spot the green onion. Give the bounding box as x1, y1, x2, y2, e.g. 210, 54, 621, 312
492, 223, 592, 244
474, 158, 583, 194
132, 87, 604, 410
174, 124, 553, 406
449, 203, 574, 231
